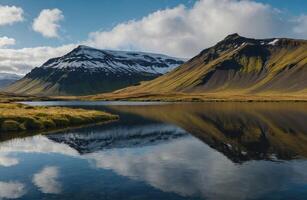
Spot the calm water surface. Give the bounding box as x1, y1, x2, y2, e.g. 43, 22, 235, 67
1, 101, 307, 200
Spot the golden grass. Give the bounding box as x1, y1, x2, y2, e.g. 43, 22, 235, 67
97, 39, 307, 98
85, 91, 307, 102
0, 103, 118, 133
0, 92, 57, 103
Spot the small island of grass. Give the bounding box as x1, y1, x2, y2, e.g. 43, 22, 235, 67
0, 103, 118, 133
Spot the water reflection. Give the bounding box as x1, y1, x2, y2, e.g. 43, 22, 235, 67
85, 137, 307, 200
0, 153, 19, 167
0, 102, 306, 199
47, 123, 187, 154
32, 166, 61, 194
0, 181, 26, 199
109, 103, 307, 162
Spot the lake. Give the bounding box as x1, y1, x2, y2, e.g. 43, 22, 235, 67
1, 101, 307, 200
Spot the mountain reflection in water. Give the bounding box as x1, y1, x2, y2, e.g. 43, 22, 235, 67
109, 102, 307, 162
0, 102, 306, 200
47, 123, 187, 154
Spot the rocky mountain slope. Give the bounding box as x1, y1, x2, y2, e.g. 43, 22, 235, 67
5, 45, 184, 96
116, 34, 307, 97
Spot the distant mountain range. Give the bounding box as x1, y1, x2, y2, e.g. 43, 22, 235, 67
5, 34, 307, 99
0, 73, 22, 89
5, 45, 184, 96
114, 34, 307, 99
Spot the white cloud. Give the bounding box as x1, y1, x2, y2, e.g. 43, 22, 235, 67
86, 0, 304, 58
0, 44, 76, 75
0, 181, 26, 199
0, 5, 24, 26
33, 166, 62, 194
0, 37, 15, 48
33, 8, 64, 38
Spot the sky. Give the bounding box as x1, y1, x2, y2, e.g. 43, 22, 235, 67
0, 0, 306, 75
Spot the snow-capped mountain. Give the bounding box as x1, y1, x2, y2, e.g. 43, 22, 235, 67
0, 73, 22, 89
5, 45, 184, 96
43, 45, 183, 74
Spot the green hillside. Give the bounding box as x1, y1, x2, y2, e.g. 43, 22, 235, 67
106, 34, 307, 100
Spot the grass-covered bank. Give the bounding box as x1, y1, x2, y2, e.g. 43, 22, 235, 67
0, 92, 54, 103
0, 103, 118, 133
84, 91, 307, 102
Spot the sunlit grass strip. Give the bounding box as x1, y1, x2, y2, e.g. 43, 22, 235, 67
86, 91, 307, 102
0, 103, 118, 132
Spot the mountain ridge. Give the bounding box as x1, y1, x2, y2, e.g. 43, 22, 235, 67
5, 46, 184, 96
109, 34, 307, 99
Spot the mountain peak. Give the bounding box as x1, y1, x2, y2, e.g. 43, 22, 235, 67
209, 33, 249, 52
66, 45, 100, 57
224, 33, 241, 40
218, 33, 249, 46
115, 35, 307, 96
75, 45, 94, 50
5, 45, 184, 96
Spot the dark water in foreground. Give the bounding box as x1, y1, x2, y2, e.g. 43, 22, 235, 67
1, 101, 307, 200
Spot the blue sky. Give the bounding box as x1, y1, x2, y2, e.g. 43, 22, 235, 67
0, 0, 197, 48
0, 0, 306, 48
0, 0, 306, 74
257, 0, 307, 15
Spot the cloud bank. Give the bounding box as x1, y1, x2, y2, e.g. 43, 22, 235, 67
86, 0, 305, 58
33, 8, 64, 38
1, 0, 307, 74
0, 44, 76, 75
0, 5, 24, 26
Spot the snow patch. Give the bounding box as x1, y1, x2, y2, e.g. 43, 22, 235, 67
41, 46, 184, 75
268, 39, 279, 46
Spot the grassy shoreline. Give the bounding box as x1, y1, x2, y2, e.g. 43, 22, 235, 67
84, 92, 307, 102
0, 103, 118, 133
2, 91, 307, 103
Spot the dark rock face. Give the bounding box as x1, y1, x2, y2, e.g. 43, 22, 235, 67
5, 45, 184, 96
22, 67, 158, 95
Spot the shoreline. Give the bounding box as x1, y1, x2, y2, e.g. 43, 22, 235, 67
0, 102, 118, 134
0, 119, 118, 143
83, 92, 307, 103
2, 91, 307, 103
